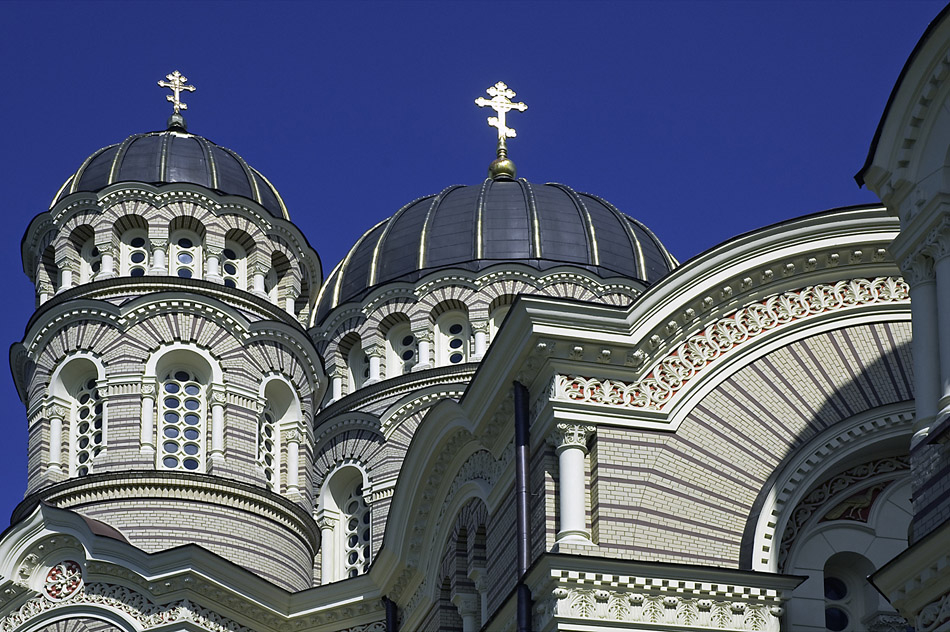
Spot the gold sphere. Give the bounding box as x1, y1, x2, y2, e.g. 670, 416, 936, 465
488, 156, 517, 180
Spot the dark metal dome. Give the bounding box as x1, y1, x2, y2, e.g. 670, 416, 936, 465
53, 129, 288, 219
314, 178, 676, 322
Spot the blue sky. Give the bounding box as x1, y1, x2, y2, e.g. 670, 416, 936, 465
0, 0, 944, 524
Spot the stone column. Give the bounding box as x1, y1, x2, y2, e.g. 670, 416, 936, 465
452, 593, 480, 632
150, 240, 168, 274
472, 321, 489, 360
140, 383, 156, 455
330, 368, 344, 402
38, 282, 53, 306
316, 511, 337, 582
46, 404, 67, 473
929, 230, 950, 419
286, 428, 301, 494
552, 423, 595, 543
905, 254, 940, 444
413, 330, 433, 371
367, 346, 384, 383
97, 245, 115, 280
210, 388, 226, 462
252, 262, 267, 295
206, 247, 223, 283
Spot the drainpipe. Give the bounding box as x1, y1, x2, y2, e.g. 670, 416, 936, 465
513, 381, 532, 632
383, 596, 398, 631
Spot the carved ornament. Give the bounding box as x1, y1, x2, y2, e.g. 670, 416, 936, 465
553, 277, 909, 412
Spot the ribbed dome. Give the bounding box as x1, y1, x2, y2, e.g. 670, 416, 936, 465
315, 178, 676, 322
53, 129, 288, 219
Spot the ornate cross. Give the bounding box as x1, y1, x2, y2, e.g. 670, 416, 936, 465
475, 81, 527, 142
158, 70, 196, 114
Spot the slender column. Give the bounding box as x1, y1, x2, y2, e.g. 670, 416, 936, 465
140, 383, 156, 455
552, 423, 595, 543
286, 429, 301, 493
413, 330, 433, 371
472, 322, 488, 360
46, 404, 67, 473
38, 282, 52, 306
367, 346, 384, 383
60, 268, 73, 291
452, 594, 479, 632
206, 247, 223, 283
316, 511, 338, 582
210, 389, 226, 461
150, 240, 167, 274
285, 296, 296, 314
97, 247, 115, 279
330, 369, 344, 402
252, 263, 267, 295
930, 232, 950, 418
905, 255, 940, 444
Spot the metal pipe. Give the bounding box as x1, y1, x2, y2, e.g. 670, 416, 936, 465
513, 380, 532, 632
383, 596, 398, 632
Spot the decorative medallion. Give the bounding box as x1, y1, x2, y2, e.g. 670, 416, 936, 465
43, 560, 82, 601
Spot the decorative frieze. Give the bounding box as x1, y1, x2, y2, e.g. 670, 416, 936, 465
552, 277, 909, 412
919, 591, 950, 632
43, 560, 82, 601
536, 571, 788, 632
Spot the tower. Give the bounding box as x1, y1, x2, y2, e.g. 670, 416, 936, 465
11, 74, 325, 592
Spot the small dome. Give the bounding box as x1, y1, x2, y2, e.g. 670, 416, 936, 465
315, 178, 676, 321
53, 129, 288, 219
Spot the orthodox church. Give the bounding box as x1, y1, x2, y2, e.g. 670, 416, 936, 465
1, 5, 949, 632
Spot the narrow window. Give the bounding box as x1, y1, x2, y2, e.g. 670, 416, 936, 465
120, 230, 149, 277
169, 231, 202, 279
72, 376, 103, 476
259, 403, 278, 489
159, 369, 205, 471
222, 242, 247, 289
386, 323, 415, 378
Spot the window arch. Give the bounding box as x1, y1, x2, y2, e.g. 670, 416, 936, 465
385, 322, 415, 378
266, 251, 291, 305
260, 377, 301, 492
119, 229, 149, 277
169, 230, 203, 279
823, 552, 877, 631
436, 310, 470, 365
50, 356, 105, 477
342, 335, 368, 393
319, 465, 372, 582
148, 348, 217, 473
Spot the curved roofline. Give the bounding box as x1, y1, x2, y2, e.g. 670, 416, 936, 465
855, 3, 950, 186
55, 129, 290, 220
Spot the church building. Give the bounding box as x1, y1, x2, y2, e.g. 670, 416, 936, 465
1, 6, 949, 632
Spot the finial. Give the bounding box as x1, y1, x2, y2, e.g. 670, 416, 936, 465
475, 82, 527, 180
158, 70, 196, 130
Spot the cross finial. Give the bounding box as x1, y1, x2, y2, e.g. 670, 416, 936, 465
158, 70, 196, 115
475, 81, 528, 154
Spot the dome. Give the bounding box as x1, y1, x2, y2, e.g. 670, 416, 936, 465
53, 129, 288, 219
315, 178, 676, 321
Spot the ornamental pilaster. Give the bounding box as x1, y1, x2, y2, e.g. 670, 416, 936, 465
550, 423, 595, 544
209, 387, 227, 460
901, 253, 936, 287
366, 344, 385, 383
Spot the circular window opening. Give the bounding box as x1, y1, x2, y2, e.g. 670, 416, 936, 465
824, 607, 848, 631
824, 577, 848, 601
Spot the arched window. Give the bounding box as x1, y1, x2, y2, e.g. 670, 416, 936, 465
51, 356, 105, 478
436, 311, 470, 365
159, 368, 206, 471
222, 241, 247, 289
79, 239, 101, 283
259, 378, 301, 492
120, 230, 149, 277
169, 230, 202, 279
823, 553, 877, 632
385, 322, 415, 378
266, 252, 291, 306
319, 466, 371, 582
71, 376, 104, 476
345, 338, 368, 393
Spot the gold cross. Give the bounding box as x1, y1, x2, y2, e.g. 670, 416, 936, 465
158, 71, 196, 114
475, 82, 527, 143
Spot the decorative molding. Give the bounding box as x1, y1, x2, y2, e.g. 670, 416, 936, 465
919, 591, 950, 632
43, 560, 82, 601
550, 423, 594, 452
552, 277, 909, 412
866, 612, 913, 632
778, 455, 909, 569
535, 571, 788, 632
2, 582, 252, 632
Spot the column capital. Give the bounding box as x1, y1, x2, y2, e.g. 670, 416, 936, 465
926, 223, 950, 262
550, 423, 595, 452
45, 404, 68, 421
901, 253, 936, 286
